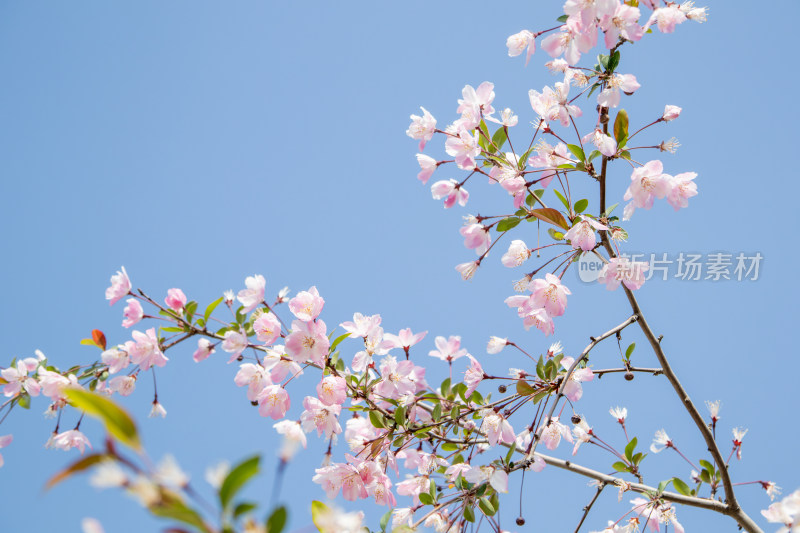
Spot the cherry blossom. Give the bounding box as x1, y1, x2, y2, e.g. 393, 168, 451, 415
164, 288, 186, 312
506, 29, 535, 64
415, 154, 437, 184
257, 385, 290, 420
486, 336, 507, 354
597, 257, 649, 291
317, 375, 347, 406
340, 312, 382, 339
456, 82, 496, 129
622, 160, 669, 220
105, 267, 131, 306
0, 434, 12, 467
149, 401, 167, 418
431, 179, 469, 209
541, 18, 596, 65
662, 104, 682, 122
253, 311, 282, 345
529, 273, 571, 317
406, 107, 436, 151
234, 363, 272, 401
564, 216, 608, 251
597, 73, 640, 109
482, 411, 515, 446
285, 319, 330, 365
459, 223, 491, 255
501, 239, 531, 267
560, 356, 594, 402
1, 361, 41, 398
429, 336, 469, 364
444, 128, 481, 170
598, 2, 643, 48
646, 5, 687, 33
464, 465, 509, 493
650, 429, 672, 453
236, 274, 266, 313
463, 355, 484, 396
538, 416, 573, 451
455, 260, 479, 280
383, 328, 427, 352
52, 429, 92, 454
666, 172, 698, 211
192, 338, 215, 362
121, 298, 143, 328
288, 286, 325, 322
582, 128, 618, 157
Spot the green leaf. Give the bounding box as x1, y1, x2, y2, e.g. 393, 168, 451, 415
478, 497, 496, 516
657, 479, 670, 494
441, 442, 459, 452
266, 506, 288, 533
604, 203, 619, 217
369, 411, 386, 429
17, 394, 30, 409
517, 147, 536, 169
496, 216, 521, 232
625, 343, 636, 359
556, 14, 568, 23
418, 492, 434, 505
311, 501, 330, 532
64, 389, 140, 450
624, 437, 638, 461
536, 356, 545, 380
490, 127, 507, 153
516, 380, 535, 396
532, 390, 549, 404
394, 405, 406, 427
699, 469, 712, 484
463, 505, 476, 522
612, 461, 629, 472
477, 120, 490, 152
608, 50, 621, 72
432, 402, 442, 422
505, 442, 517, 464
587, 82, 601, 99
672, 477, 691, 496
530, 208, 569, 230
587, 150, 601, 162
613, 110, 629, 144
150, 495, 213, 533
574, 199, 589, 214
552, 189, 571, 211
632, 452, 646, 466
440, 378, 452, 398
204, 296, 224, 325
547, 228, 565, 241
219, 455, 261, 511
598, 54, 610, 70
161, 326, 184, 333
184, 301, 198, 323
233, 502, 258, 520
379, 508, 392, 533
699, 459, 715, 473
329, 332, 350, 354
567, 144, 586, 162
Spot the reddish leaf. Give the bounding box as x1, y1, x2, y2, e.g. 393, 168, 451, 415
92, 329, 107, 350
530, 208, 569, 230
45, 453, 109, 490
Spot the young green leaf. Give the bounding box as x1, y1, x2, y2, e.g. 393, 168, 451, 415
496, 216, 522, 232
219, 455, 261, 510
64, 389, 140, 450
613, 110, 629, 144
266, 506, 288, 533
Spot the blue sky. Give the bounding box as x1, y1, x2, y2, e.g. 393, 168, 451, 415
1, 1, 798, 531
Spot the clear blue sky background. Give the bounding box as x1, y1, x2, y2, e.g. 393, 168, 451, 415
1, 1, 798, 532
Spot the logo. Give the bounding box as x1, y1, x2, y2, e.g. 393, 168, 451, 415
577, 253, 605, 283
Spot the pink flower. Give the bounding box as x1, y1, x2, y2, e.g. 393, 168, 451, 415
1, 362, 41, 398
257, 385, 290, 420
317, 375, 347, 406
105, 267, 131, 306
429, 336, 468, 363
459, 223, 491, 256
529, 273, 571, 317
486, 108, 519, 127
237, 274, 266, 313
582, 128, 617, 157
300, 396, 342, 438
164, 288, 187, 312
234, 363, 272, 401
444, 129, 481, 170
222, 330, 248, 362
253, 311, 282, 345
406, 107, 436, 151
564, 216, 608, 252
383, 328, 427, 351
128, 328, 168, 371
121, 298, 144, 328
599, 3, 643, 48
666, 172, 698, 211
662, 105, 682, 122
622, 160, 669, 219
465, 466, 509, 493
507, 30, 535, 64
375, 356, 426, 399
482, 412, 515, 446
541, 18, 596, 65
340, 313, 382, 339
285, 319, 330, 366
598, 257, 650, 291
455, 261, 479, 280
149, 401, 167, 418
415, 154, 438, 184
486, 336, 507, 354
274, 419, 307, 450
288, 286, 325, 322
527, 141, 573, 187
501, 240, 531, 267
463, 356, 484, 397
456, 82, 496, 129
538, 416, 573, 451
101, 348, 130, 374
0, 434, 12, 467
192, 338, 214, 363
560, 356, 594, 402
646, 6, 687, 33
431, 179, 469, 209
108, 375, 136, 397
597, 73, 640, 109
52, 429, 92, 454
